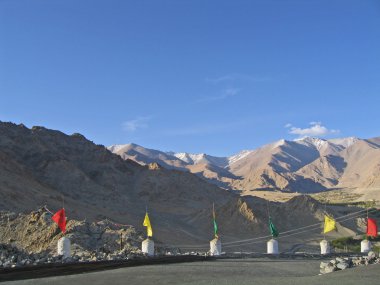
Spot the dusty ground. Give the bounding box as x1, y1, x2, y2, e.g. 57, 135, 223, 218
246, 188, 378, 205
311, 188, 365, 204
2, 258, 379, 285
243, 191, 300, 202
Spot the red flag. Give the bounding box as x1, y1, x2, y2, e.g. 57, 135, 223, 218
367, 218, 378, 237
52, 208, 66, 233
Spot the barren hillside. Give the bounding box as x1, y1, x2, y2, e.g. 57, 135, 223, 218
109, 137, 380, 197
0, 122, 366, 251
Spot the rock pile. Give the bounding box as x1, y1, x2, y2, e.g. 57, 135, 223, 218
0, 208, 147, 268
320, 252, 380, 274
351, 251, 379, 266
0, 243, 147, 268
0, 243, 63, 268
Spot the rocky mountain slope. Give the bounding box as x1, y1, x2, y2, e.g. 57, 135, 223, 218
0, 207, 144, 256
0, 122, 253, 248
0, 121, 365, 251
109, 136, 380, 195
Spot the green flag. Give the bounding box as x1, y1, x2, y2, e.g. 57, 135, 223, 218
269, 217, 279, 238
213, 219, 218, 238
213, 204, 218, 238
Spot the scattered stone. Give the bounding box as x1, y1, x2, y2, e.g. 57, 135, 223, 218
367, 251, 376, 261
336, 262, 349, 270
320, 254, 379, 275
320, 263, 336, 274
335, 257, 344, 263
320, 261, 330, 269
0, 208, 147, 269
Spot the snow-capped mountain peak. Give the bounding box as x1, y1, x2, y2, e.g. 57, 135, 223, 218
296, 137, 329, 150
228, 150, 254, 165
271, 139, 286, 149
174, 152, 206, 164
108, 135, 380, 194
328, 137, 358, 148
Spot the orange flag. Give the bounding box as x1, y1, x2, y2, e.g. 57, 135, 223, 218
52, 208, 66, 233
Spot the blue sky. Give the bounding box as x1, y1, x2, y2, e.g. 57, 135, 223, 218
1, 0, 380, 156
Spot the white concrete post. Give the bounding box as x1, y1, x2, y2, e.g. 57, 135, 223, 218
210, 238, 222, 256
320, 239, 331, 255
361, 239, 372, 253
57, 236, 71, 258
142, 238, 155, 256
267, 239, 279, 254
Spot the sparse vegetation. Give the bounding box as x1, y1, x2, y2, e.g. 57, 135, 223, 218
311, 190, 363, 205
332, 236, 380, 253
332, 237, 360, 252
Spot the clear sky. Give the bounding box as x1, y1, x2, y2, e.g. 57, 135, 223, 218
1, 0, 379, 156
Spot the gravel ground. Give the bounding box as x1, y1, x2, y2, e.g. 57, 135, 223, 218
2, 258, 379, 285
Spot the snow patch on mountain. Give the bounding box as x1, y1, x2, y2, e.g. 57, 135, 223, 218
173, 153, 229, 168
107, 144, 128, 153
228, 150, 254, 165
295, 137, 328, 150
174, 153, 206, 164
329, 137, 358, 148
271, 139, 286, 149
294, 137, 345, 155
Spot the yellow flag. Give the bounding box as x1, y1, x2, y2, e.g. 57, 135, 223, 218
143, 212, 153, 237
323, 215, 336, 234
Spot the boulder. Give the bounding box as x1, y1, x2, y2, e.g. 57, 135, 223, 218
336, 262, 349, 270
367, 251, 376, 261
320, 264, 336, 274
320, 261, 330, 269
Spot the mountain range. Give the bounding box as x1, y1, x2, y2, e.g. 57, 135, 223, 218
0, 121, 365, 250
109, 136, 380, 196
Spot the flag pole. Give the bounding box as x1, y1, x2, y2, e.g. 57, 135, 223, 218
267, 200, 273, 238
324, 202, 326, 240
366, 204, 369, 240
62, 195, 66, 236
266, 200, 272, 238
120, 231, 123, 251
145, 205, 147, 239
212, 202, 216, 239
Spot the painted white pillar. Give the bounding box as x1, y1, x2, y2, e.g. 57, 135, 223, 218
267, 239, 279, 254
209, 238, 222, 256
142, 238, 155, 256
320, 239, 331, 255
361, 239, 372, 253
57, 236, 71, 258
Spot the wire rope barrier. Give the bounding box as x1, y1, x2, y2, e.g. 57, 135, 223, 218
169, 208, 377, 250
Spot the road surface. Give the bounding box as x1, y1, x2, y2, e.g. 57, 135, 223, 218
2, 258, 379, 285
